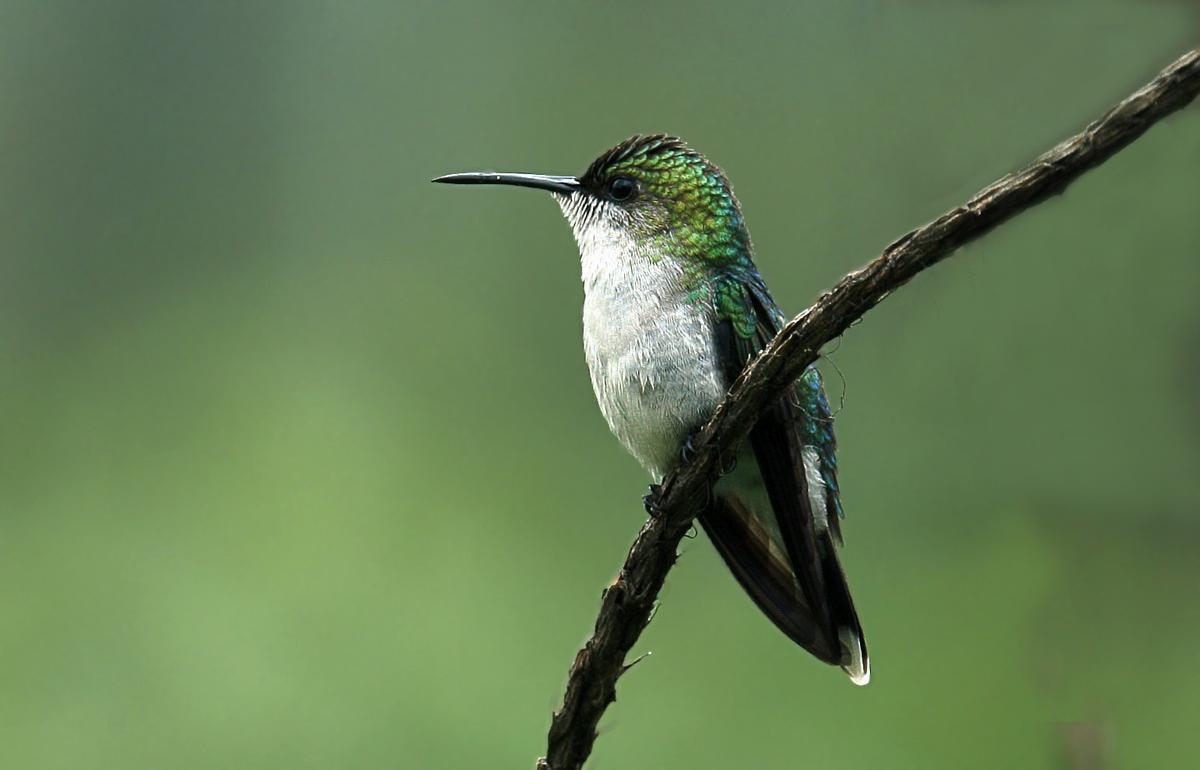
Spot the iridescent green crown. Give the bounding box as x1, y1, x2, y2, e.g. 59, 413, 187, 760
580, 134, 752, 266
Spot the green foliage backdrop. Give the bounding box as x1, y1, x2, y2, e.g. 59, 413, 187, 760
2, 2, 1198, 768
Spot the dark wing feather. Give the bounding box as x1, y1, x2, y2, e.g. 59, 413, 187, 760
699, 495, 828, 654
700, 270, 868, 680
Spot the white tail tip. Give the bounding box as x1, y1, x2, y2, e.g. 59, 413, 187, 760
839, 627, 870, 686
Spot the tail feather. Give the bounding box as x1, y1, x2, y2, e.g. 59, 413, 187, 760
705, 445, 869, 684
840, 626, 870, 685
816, 528, 870, 685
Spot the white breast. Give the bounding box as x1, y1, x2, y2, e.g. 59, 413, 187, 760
558, 198, 726, 479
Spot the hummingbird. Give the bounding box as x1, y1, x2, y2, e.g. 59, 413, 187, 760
434, 134, 868, 685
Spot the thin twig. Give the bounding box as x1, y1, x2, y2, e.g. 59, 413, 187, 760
537, 48, 1200, 770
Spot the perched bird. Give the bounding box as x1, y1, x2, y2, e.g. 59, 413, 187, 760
434, 135, 868, 684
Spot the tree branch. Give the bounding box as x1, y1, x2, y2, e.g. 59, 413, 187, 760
536, 48, 1200, 770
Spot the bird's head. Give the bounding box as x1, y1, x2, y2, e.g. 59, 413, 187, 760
434, 134, 751, 267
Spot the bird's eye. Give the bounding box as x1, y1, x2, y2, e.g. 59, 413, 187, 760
607, 176, 636, 202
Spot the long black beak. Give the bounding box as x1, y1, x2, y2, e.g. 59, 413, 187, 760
431, 171, 580, 194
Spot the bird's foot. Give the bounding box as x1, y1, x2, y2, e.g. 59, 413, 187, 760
679, 430, 701, 465
679, 429, 738, 478
642, 484, 664, 518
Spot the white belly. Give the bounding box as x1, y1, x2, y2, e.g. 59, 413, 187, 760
580, 253, 726, 480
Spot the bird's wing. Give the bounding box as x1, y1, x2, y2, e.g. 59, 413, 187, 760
701, 269, 868, 682
795, 358, 845, 542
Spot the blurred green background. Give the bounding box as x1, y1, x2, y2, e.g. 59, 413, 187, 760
2, 2, 1198, 768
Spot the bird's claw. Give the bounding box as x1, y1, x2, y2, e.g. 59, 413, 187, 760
679, 429, 737, 478
642, 484, 663, 518
679, 430, 701, 464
